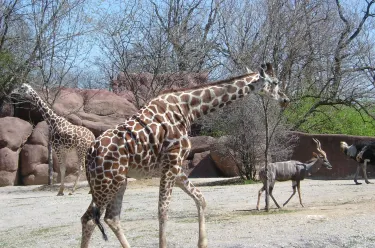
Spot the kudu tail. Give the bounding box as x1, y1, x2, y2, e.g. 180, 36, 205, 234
92, 203, 108, 241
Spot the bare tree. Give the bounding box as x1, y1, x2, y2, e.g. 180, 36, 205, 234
201, 94, 297, 181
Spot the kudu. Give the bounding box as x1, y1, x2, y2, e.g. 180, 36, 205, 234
256, 138, 332, 210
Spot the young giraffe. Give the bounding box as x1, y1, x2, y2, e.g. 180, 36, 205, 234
81, 63, 290, 248
12, 84, 95, 196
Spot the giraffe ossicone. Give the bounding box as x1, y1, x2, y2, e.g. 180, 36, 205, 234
81, 63, 289, 248
12, 83, 95, 196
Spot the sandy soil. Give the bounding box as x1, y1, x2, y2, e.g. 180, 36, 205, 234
1, 178, 375, 248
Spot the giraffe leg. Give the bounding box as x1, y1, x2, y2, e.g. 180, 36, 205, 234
269, 185, 281, 209
81, 201, 103, 248
175, 171, 207, 248
362, 160, 372, 184
354, 164, 362, 185
283, 181, 297, 207
69, 150, 85, 195
158, 168, 177, 248
296, 181, 304, 207
104, 182, 130, 248
56, 153, 66, 196
256, 185, 265, 210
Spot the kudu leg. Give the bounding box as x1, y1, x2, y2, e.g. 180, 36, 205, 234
283, 181, 297, 207
269, 186, 281, 209
296, 182, 304, 207
256, 186, 265, 210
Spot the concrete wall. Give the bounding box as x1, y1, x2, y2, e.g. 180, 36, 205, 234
291, 132, 375, 179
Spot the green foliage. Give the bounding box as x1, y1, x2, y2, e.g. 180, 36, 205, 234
285, 97, 375, 136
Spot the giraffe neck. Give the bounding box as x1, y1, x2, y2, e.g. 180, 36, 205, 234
27, 88, 61, 128
153, 73, 260, 126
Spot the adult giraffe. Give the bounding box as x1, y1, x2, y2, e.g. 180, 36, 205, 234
12, 84, 95, 195
81, 63, 290, 248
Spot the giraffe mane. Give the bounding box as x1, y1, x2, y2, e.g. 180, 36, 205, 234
158, 72, 257, 96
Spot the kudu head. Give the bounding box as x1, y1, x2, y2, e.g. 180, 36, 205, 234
311, 138, 332, 172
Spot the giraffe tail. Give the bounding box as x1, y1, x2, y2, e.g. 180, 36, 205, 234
92, 203, 108, 241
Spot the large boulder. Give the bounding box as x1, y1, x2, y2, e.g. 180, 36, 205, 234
188, 151, 223, 178
210, 136, 240, 177
0, 148, 19, 185
0, 117, 33, 151
0, 117, 32, 186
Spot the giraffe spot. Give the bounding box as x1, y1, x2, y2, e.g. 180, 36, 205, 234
227, 85, 237, 94
180, 94, 190, 103
202, 105, 209, 115
166, 95, 178, 103
202, 89, 212, 103
120, 157, 128, 165
213, 87, 224, 97
94, 179, 102, 185
112, 168, 118, 176
231, 95, 237, 100
95, 165, 103, 174
168, 154, 178, 160
104, 171, 113, 179
103, 161, 112, 170
222, 94, 229, 102
245, 77, 253, 82
100, 137, 111, 147
237, 80, 246, 87
238, 89, 244, 95
226, 101, 233, 105
108, 144, 118, 152
210, 108, 216, 113
248, 84, 255, 91
219, 103, 225, 108
153, 114, 164, 123
190, 97, 200, 107
192, 109, 201, 119
97, 174, 104, 180
135, 154, 141, 163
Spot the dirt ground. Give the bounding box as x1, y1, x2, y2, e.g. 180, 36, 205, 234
1, 178, 375, 248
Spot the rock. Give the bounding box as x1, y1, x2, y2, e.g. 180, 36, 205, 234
0, 117, 33, 151
188, 136, 217, 158
0, 148, 19, 186
188, 151, 223, 178
27, 121, 49, 147
210, 136, 240, 177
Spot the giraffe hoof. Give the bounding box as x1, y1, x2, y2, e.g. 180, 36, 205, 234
57, 192, 64, 196
355, 182, 362, 185
68, 192, 73, 195
366, 181, 372, 184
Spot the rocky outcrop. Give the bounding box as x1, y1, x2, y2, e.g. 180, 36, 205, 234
0, 117, 33, 186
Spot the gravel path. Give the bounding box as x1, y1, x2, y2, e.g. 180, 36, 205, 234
1, 179, 375, 248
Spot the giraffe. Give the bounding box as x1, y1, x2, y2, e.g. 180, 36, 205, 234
81, 63, 290, 248
12, 84, 95, 196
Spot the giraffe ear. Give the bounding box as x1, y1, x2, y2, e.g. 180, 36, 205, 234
259, 66, 266, 78
265, 63, 274, 77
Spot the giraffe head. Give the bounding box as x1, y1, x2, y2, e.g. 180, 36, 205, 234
255, 63, 289, 108
11, 83, 35, 97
